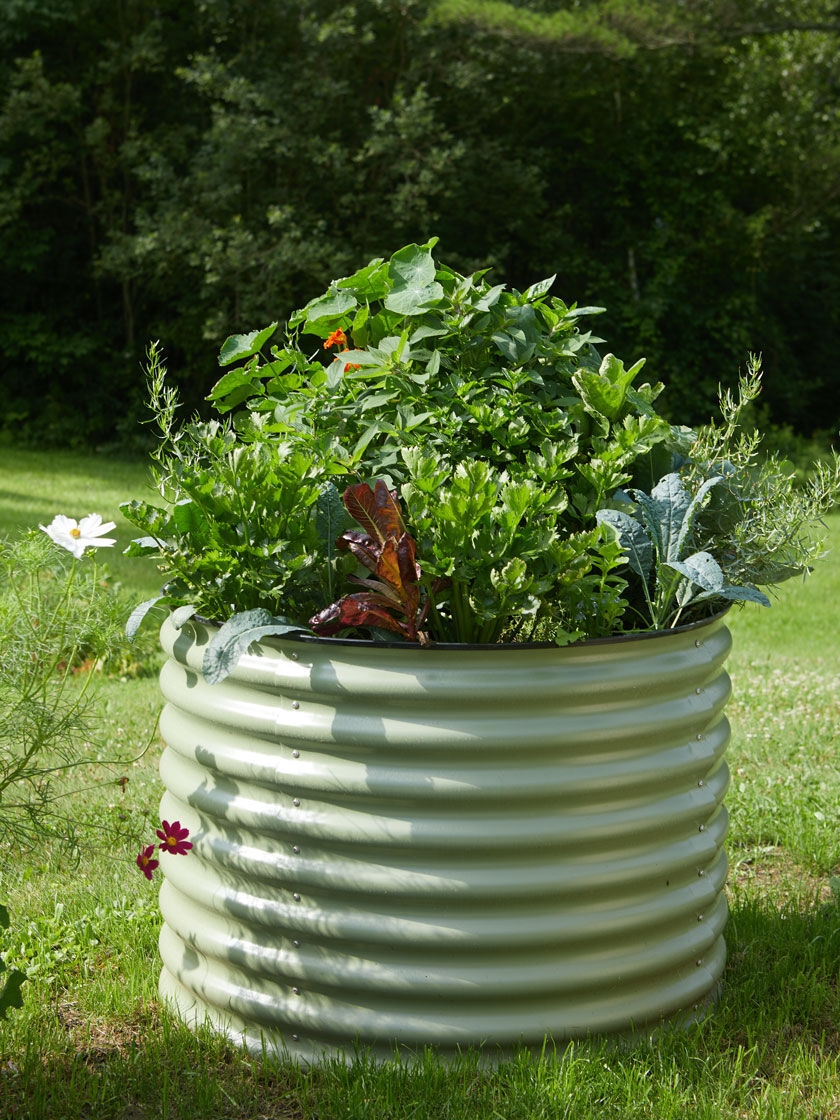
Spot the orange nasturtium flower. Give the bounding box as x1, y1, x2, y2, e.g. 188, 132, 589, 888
340, 351, 362, 372
324, 327, 347, 349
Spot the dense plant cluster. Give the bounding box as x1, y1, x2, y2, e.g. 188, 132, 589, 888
122, 242, 840, 672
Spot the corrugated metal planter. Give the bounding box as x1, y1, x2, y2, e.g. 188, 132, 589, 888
155, 611, 732, 1062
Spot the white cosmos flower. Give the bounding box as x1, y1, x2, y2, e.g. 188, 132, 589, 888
40, 514, 117, 558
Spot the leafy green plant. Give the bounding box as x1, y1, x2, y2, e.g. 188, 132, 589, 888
597, 472, 771, 629
122, 241, 840, 676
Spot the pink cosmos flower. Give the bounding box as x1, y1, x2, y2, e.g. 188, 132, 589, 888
136, 845, 159, 880
156, 819, 193, 856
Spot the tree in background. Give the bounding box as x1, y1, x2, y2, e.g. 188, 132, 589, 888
0, 0, 838, 444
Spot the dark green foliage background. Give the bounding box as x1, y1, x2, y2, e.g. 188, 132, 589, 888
1, 0, 839, 446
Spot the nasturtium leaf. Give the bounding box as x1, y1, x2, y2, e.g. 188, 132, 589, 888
384, 244, 444, 315
218, 323, 278, 367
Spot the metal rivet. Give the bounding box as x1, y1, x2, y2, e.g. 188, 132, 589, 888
292, 1033, 300, 1041
293, 940, 301, 948
695, 640, 702, 647
693, 1003, 700, 1010
292, 749, 300, 759
293, 892, 301, 901
290, 652, 299, 661
697, 913, 704, 922
696, 959, 703, 967
696, 734, 704, 741
291, 701, 300, 710
292, 798, 300, 807
292, 987, 300, 995
697, 779, 704, 787
292, 845, 300, 854
695, 687, 703, 695
698, 869, 706, 877
698, 824, 706, 832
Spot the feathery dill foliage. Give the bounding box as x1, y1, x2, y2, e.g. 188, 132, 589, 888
0, 530, 127, 849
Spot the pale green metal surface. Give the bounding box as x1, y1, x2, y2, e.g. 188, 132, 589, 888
155, 614, 732, 1061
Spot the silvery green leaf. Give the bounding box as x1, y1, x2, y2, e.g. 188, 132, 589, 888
170, 604, 198, 629
315, 481, 348, 600
695, 585, 772, 607
596, 508, 653, 580
648, 473, 692, 562
664, 551, 724, 593
126, 596, 165, 639
677, 474, 723, 558
203, 609, 309, 685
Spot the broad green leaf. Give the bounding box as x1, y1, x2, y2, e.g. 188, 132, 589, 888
564, 304, 607, 321
573, 354, 646, 423
359, 390, 400, 412
218, 323, 278, 367
336, 258, 389, 298
475, 282, 506, 311
206, 367, 259, 404
523, 276, 556, 301
325, 358, 346, 388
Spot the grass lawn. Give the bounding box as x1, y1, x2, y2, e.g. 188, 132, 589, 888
1, 448, 839, 1119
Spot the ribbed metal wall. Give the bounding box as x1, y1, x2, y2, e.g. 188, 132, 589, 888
155, 613, 732, 1062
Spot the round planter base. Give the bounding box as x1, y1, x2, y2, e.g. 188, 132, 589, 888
155, 613, 732, 1062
